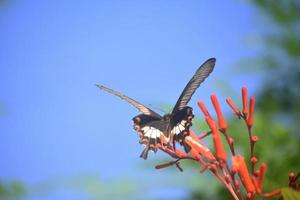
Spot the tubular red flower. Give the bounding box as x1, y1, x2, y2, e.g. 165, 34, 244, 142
242, 87, 248, 117
197, 100, 211, 118
257, 163, 267, 193
185, 135, 216, 162
232, 155, 255, 193
210, 94, 227, 130
251, 176, 260, 193
226, 98, 240, 117
205, 117, 227, 161
174, 148, 188, 158
188, 146, 201, 160
247, 96, 255, 127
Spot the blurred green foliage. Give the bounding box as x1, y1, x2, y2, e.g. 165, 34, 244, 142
282, 188, 300, 200
0, 180, 27, 200
0, 175, 140, 200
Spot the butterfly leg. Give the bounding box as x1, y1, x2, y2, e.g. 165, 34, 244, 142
172, 139, 176, 151
140, 145, 150, 160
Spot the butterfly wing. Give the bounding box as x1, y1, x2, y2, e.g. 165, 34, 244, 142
96, 84, 162, 118
133, 115, 168, 159
170, 107, 194, 152
172, 58, 216, 114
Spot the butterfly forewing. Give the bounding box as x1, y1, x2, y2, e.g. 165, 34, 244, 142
96, 84, 162, 118
172, 58, 216, 114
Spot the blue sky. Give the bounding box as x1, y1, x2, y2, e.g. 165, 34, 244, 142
0, 1, 262, 199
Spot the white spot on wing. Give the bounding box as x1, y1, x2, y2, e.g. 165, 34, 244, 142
174, 127, 180, 135
157, 131, 162, 138
150, 130, 156, 138
178, 124, 185, 131
143, 127, 162, 138
145, 129, 152, 137
142, 126, 150, 132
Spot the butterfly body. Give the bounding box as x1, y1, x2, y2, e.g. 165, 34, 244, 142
97, 58, 216, 159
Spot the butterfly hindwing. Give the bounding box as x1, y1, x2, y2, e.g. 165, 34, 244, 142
171, 107, 194, 152
133, 115, 168, 159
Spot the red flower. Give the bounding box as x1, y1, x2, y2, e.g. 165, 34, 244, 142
226, 98, 240, 117
242, 87, 248, 117
205, 116, 227, 162
185, 134, 216, 162
257, 163, 267, 193
197, 100, 211, 118
232, 155, 255, 193
247, 96, 255, 127
211, 94, 227, 130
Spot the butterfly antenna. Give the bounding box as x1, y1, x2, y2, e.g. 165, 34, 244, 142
95, 84, 104, 90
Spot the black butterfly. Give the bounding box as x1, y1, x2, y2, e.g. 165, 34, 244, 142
97, 58, 216, 159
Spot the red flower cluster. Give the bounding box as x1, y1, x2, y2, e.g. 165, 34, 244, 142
154, 87, 299, 200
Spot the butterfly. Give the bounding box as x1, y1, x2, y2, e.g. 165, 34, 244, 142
97, 58, 216, 159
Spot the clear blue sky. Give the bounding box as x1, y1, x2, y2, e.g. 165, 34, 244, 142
0, 1, 262, 199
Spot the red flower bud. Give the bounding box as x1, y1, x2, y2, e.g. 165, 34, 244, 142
232, 155, 255, 193
247, 96, 255, 127
242, 87, 248, 117
251, 156, 258, 165
257, 163, 267, 192
210, 94, 227, 130
226, 98, 240, 117
197, 100, 211, 118
251, 176, 260, 193
205, 117, 227, 161
251, 135, 258, 143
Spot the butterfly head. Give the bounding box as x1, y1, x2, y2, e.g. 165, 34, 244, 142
163, 114, 171, 122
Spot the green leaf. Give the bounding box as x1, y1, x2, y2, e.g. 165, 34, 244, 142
281, 188, 300, 200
